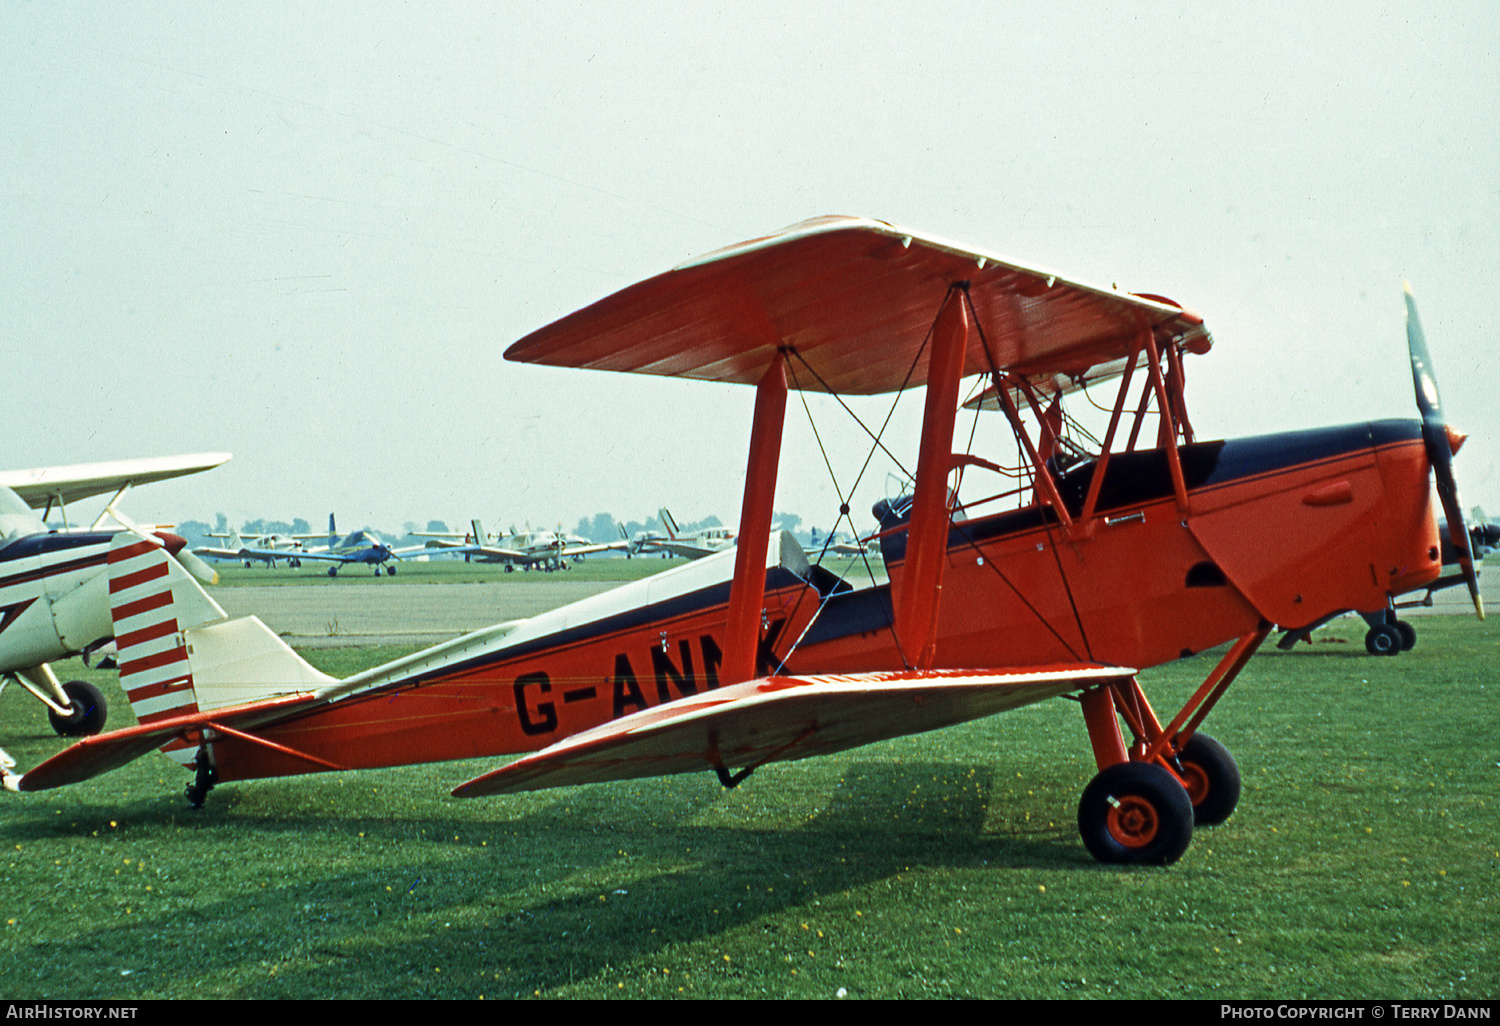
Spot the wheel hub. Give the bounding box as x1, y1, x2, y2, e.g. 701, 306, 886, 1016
1179, 762, 1210, 807
1107, 795, 1159, 847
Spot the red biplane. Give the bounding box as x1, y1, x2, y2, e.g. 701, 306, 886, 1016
3, 217, 1480, 865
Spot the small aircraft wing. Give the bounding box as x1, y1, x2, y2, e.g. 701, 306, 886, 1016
560, 539, 632, 558
505, 216, 1209, 394
425, 542, 532, 561
192, 544, 250, 560
453, 664, 1132, 797
639, 539, 720, 560
0, 453, 231, 510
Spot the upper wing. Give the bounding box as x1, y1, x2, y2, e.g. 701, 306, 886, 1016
0, 453, 231, 510
504, 216, 1209, 396
453, 664, 1132, 796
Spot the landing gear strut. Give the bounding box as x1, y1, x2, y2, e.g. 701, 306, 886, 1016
1075, 625, 1264, 864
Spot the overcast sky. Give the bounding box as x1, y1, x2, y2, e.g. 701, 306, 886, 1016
4, 2, 1495, 538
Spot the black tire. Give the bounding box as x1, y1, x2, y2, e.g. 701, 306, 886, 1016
1078, 761, 1194, 865
48, 680, 108, 737
1395, 620, 1417, 651
1176, 733, 1241, 827
1365, 624, 1402, 656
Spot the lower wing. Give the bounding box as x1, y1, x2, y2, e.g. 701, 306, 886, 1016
453, 664, 1133, 797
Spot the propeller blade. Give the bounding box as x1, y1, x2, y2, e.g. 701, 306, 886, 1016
1406, 284, 1483, 618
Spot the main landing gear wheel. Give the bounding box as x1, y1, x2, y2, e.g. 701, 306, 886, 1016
1175, 733, 1241, 827
48, 680, 108, 737
1396, 620, 1417, 651
1078, 761, 1194, 865
1364, 623, 1403, 656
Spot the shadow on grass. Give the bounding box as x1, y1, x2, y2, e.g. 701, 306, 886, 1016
7, 760, 1087, 998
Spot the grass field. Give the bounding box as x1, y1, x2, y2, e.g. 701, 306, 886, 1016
0, 615, 1493, 999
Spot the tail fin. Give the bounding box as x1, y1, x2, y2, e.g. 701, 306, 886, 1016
109, 531, 333, 768
659, 507, 679, 539
328, 513, 337, 551
471, 519, 486, 545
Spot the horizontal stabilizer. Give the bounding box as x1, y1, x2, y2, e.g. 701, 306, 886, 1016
15, 694, 315, 792
453, 664, 1132, 797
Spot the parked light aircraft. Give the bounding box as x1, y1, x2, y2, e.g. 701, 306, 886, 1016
194, 530, 307, 569
615, 522, 670, 558
805, 526, 877, 558
264, 515, 428, 577
0, 453, 227, 736
415, 520, 628, 571
635, 508, 736, 559
4, 219, 1480, 868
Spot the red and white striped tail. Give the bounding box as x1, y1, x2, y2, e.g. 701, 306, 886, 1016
108, 532, 227, 767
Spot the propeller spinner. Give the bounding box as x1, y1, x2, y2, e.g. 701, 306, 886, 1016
1406, 283, 1483, 619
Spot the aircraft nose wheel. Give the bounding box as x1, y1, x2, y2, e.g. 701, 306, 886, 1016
1364, 623, 1403, 656
1078, 762, 1194, 865
48, 680, 108, 737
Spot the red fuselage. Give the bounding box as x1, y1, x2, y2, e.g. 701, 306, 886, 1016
208, 419, 1439, 783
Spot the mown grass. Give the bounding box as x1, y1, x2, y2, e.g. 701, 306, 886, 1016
0, 616, 1493, 999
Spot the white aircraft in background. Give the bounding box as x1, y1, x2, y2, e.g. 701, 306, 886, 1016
636, 508, 736, 559
414, 520, 628, 571
194, 529, 308, 568
0, 453, 227, 736
258, 514, 430, 577
804, 526, 879, 558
